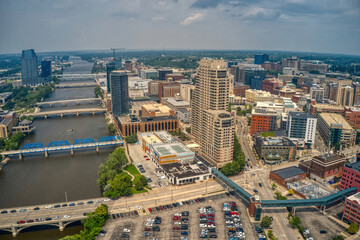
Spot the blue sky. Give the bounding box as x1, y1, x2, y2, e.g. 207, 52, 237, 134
0, 0, 359, 55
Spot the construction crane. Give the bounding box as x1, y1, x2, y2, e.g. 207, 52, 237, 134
110, 48, 125, 60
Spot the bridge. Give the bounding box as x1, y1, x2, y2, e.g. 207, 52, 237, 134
37, 98, 101, 107
1, 135, 123, 159
0, 197, 108, 237
211, 168, 357, 219
54, 74, 105, 81
56, 83, 98, 88
21, 108, 106, 119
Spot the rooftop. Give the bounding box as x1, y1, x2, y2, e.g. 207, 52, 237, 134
258, 137, 296, 147
118, 115, 177, 124
288, 111, 316, 119
153, 142, 193, 157
161, 160, 210, 179
344, 161, 360, 173
319, 113, 354, 130
177, 108, 190, 114
312, 103, 344, 110
347, 192, 360, 204
272, 166, 305, 179
164, 98, 189, 107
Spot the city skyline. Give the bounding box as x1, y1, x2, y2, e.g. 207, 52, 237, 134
0, 0, 359, 55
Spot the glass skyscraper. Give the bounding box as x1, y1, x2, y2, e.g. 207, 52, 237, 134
21, 49, 38, 86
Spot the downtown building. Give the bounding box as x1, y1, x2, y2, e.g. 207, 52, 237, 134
21, 49, 39, 86
286, 112, 317, 148
110, 70, 129, 116
191, 59, 234, 168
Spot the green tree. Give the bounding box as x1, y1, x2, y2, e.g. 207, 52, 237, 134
134, 178, 144, 191
104, 173, 133, 198
332, 236, 344, 240
139, 175, 148, 186
260, 215, 272, 228
107, 123, 117, 135
289, 216, 301, 228
348, 222, 359, 234
271, 183, 277, 190
94, 86, 104, 99
186, 127, 191, 134
125, 134, 137, 143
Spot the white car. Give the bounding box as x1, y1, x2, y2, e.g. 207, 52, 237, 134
96, 199, 102, 203
199, 224, 207, 228
63, 215, 70, 219
135, 205, 141, 210
45, 205, 52, 209
54, 216, 61, 220
103, 198, 111, 202
303, 229, 310, 234
123, 229, 131, 232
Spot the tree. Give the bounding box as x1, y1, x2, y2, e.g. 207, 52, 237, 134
333, 236, 344, 240
348, 222, 359, 234
271, 183, 277, 190
186, 127, 191, 134
125, 134, 137, 143
139, 175, 148, 186
289, 216, 301, 228
260, 215, 272, 228
107, 123, 117, 135
288, 189, 294, 195
134, 178, 144, 191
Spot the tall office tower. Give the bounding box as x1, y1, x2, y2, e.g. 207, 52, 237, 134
250, 76, 264, 90
310, 85, 324, 103
254, 54, 269, 65
191, 59, 234, 168
233, 66, 240, 82
286, 112, 317, 147
40, 59, 52, 83
124, 60, 133, 72
337, 84, 354, 106
21, 49, 38, 86
110, 70, 129, 116
106, 60, 122, 92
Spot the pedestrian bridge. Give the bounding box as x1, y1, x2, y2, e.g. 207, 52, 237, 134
1, 135, 123, 159
37, 98, 101, 107
21, 108, 106, 119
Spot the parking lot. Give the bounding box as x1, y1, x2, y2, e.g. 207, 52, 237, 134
100, 193, 258, 240
296, 206, 348, 240
128, 144, 169, 189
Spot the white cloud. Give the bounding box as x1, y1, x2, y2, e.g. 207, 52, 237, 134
181, 13, 205, 25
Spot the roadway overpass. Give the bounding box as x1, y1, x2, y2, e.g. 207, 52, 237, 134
56, 83, 97, 88
54, 74, 105, 81
21, 108, 106, 119
37, 98, 101, 107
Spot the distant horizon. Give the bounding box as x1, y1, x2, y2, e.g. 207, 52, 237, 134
1, 48, 360, 58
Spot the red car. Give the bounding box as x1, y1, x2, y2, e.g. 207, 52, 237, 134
26, 219, 34, 223
159, 206, 164, 210
145, 227, 151, 231
17, 220, 25, 224
143, 156, 147, 158
208, 214, 215, 217
195, 199, 199, 203
200, 214, 206, 217
173, 216, 180, 220
173, 226, 180, 230
148, 208, 152, 213
146, 158, 150, 161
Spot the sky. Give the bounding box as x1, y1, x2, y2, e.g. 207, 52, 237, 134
0, 0, 359, 55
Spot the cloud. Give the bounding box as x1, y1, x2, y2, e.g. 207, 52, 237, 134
191, 0, 222, 8
181, 13, 205, 25
241, 7, 280, 21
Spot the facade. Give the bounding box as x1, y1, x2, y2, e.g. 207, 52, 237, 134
0, 92, 13, 105
149, 81, 181, 99
278, 88, 297, 98
140, 69, 158, 79
310, 86, 324, 103
106, 60, 121, 92
282, 57, 299, 69
245, 89, 282, 103
254, 54, 269, 65
340, 161, 360, 192
163, 98, 190, 110
244, 69, 267, 86
117, 115, 179, 136
262, 78, 284, 94
191, 59, 234, 168
250, 108, 277, 134
180, 84, 195, 103
353, 82, 360, 106
12, 119, 36, 135
286, 112, 317, 146
0, 118, 14, 138
177, 108, 190, 123
158, 68, 173, 80
124, 60, 133, 72
317, 113, 356, 146
21, 49, 38, 86
269, 167, 306, 188
110, 70, 129, 116
342, 192, 360, 225
40, 59, 52, 82
233, 83, 250, 97
337, 84, 354, 107
299, 153, 346, 181
345, 107, 360, 130
250, 76, 264, 90
255, 137, 296, 163
165, 74, 184, 81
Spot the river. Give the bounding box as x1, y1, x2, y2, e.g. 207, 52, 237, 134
0, 56, 110, 239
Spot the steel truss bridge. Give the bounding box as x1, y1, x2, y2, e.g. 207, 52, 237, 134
212, 168, 357, 216
1, 135, 123, 159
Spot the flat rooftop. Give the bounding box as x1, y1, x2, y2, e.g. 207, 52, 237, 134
161, 160, 210, 179
319, 113, 354, 130
142, 104, 172, 114
153, 142, 192, 157
259, 137, 295, 146
142, 134, 162, 145
347, 192, 360, 204
118, 115, 178, 124
312, 104, 344, 110
272, 166, 305, 179
288, 111, 315, 119
344, 161, 360, 173
164, 98, 189, 107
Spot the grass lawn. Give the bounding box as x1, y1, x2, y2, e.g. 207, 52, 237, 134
124, 164, 150, 193
261, 131, 275, 137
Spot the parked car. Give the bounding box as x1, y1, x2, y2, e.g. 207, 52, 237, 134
17, 220, 25, 224
33, 207, 40, 210
1, 210, 8, 214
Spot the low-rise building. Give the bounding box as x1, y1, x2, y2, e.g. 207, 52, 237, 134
0, 118, 14, 138
117, 115, 179, 136
255, 137, 296, 163
0, 92, 12, 104
245, 89, 282, 103
177, 108, 190, 123
269, 167, 306, 188
12, 119, 36, 135
130, 100, 158, 117
310, 103, 345, 116
141, 104, 175, 117
299, 153, 346, 181
345, 107, 360, 130
250, 108, 277, 134
317, 113, 356, 146
162, 98, 190, 110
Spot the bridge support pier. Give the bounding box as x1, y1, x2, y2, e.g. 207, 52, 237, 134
45, 150, 48, 158
89, 100, 92, 104
44, 114, 47, 119
60, 113, 63, 118
76, 101, 79, 105
59, 221, 64, 231
76, 112, 79, 116
96, 146, 99, 153
71, 149, 74, 156
92, 111, 95, 115
19, 153, 22, 160
50, 103, 53, 107
11, 225, 17, 237
292, 207, 296, 215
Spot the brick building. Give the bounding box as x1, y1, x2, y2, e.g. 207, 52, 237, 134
310, 103, 345, 116
345, 107, 360, 130
269, 167, 306, 188
340, 161, 360, 192
299, 153, 346, 181
250, 109, 277, 134
262, 78, 284, 94
233, 83, 250, 97
342, 192, 360, 225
